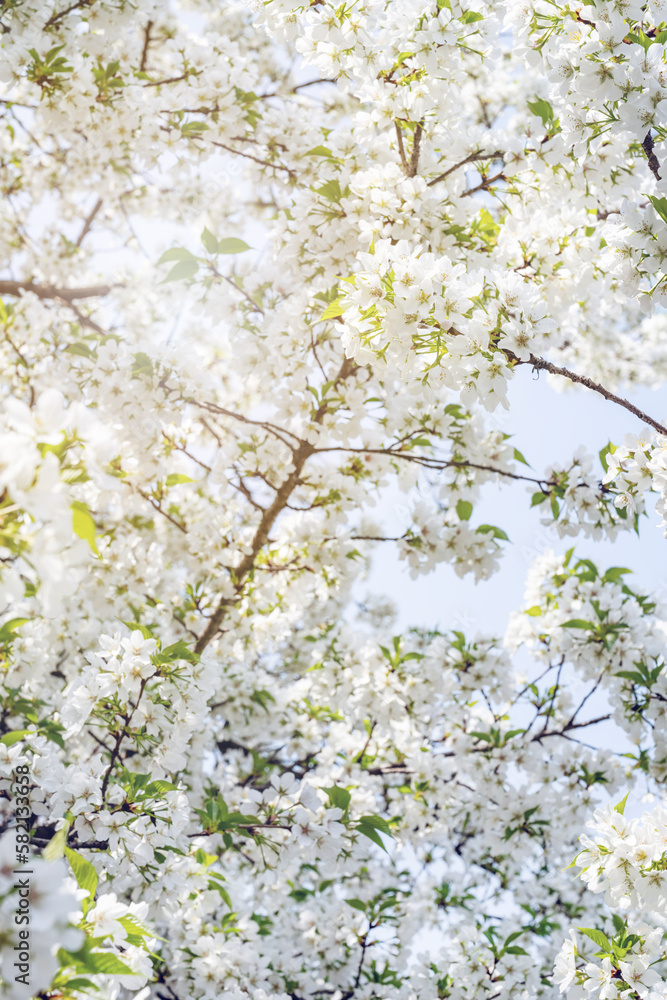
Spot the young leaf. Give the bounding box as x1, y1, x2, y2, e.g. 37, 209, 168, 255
217, 237, 251, 254
578, 927, 611, 953
166, 473, 194, 486
64, 846, 98, 901
614, 792, 630, 815
163, 258, 199, 282
157, 247, 194, 265
456, 500, 473, 521
323, 785, 351, 811
71, 501, 99, 555
201, 227, 219, 254
319, 299, 344, 321
527, 97, 554, 126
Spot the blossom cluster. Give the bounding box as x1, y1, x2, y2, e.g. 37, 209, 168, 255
0, 0, 665, 998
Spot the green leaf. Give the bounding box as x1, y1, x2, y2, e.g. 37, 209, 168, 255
71, 501, 99, 555
65, 342, 94, 358
476, 524, 509, 541
181, 121, 209, 135
356, 815, 392, 852
578, 927, 611, 953
315, 179, 344, 202
159, 640, 198, 663
598, 441, 617, 472
649, 195, 667, 224
626, 30, 653, 52
64, 847, 98, 900
81, 951, 135, 975
345, 898, 367, 912
0, 617, 30, 641
603, 566, 631, 584
131, 352, 154, 377
527, 97, 554, 126
561, 619, 594, 630
525, 606, 542, 617
201, 227, 219, 254
303, 145, 336, 158
157, 247, 194, 265
513, 447, 530, 466
119, 620, 154, 640
166, 473, 194, 486
60, 979, 100, 992
217, 237, 251, 254
614, 792, 630, 815
323, 785, 351, 812
119, 914, 157, 940
460, 10, 484, 23
0, 730, 29, 746
319, 299, 344, 321
44, 816, 72, 861
531, 492, 547, 506
147, 779, 178, 795
163, 259, 199, 282
456, 500, 473, 521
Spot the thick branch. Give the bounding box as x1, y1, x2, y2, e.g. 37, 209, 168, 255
0, 280, 115, 301
193, 358, 357, 654
407, 122, 423, 178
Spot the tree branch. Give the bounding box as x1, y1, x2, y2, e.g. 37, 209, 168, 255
407, 122, 424, 178
0, 280, 116, 301
140, 20, 153, 73
45, 0, 94, 28
427, 150, 504, 187
211, 140, 295, 179
519, 354, 667, 437
461, 170, 506, 197
194, 358, 357, 654
312, 444, 556, 487
395, 122, 408, 173
75, 197, 103, 247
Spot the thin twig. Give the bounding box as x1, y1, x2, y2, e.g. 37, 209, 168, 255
135, 486, 188, 534
59, 298, 106, 335
312, 445, 555, 487
461, 170, 506, 197
208, 264, 265, 314
45, 0, 94, 28
140, 20, 153, 73
211, 140, 295, 179
519, 354, 667, 437
145, 72, 192, 88
427, 150, 504, 187
75, 197, 102, 248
